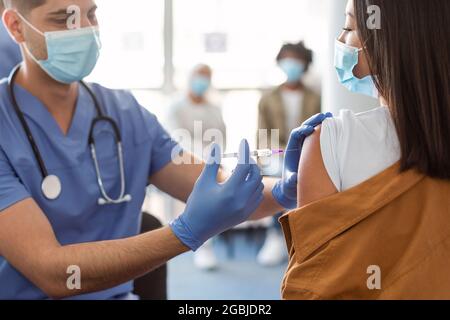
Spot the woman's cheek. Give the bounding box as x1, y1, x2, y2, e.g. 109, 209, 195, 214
353, 51, 372, 79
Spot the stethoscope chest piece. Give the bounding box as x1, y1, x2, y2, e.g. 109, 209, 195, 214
41, 175, 62, 200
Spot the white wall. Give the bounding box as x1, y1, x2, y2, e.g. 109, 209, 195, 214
322, 0, 379, 115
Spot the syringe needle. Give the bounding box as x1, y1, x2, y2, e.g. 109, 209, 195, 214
222, 149, 284, 158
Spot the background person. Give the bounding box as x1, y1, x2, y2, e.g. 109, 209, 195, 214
168, 64, 227, 271
256, 41, 321, 267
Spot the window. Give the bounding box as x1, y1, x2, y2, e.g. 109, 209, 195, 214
173, 0, 327, 90
86, 0, 327, 153
87, 0, 165, 89
88, 0, 327, 91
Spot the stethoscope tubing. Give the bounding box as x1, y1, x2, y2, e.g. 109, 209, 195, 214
7, 64, 130, 204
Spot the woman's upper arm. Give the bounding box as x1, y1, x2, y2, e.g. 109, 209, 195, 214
297, 126, 338, 208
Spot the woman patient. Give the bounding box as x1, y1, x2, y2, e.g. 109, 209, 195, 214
280, 0, 450, 299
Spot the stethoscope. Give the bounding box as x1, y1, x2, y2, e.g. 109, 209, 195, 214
7, 65, 132, 205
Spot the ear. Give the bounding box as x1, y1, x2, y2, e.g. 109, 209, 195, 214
3, 9, 26, 43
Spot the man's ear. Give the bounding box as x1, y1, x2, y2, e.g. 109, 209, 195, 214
3, 9, 26, 43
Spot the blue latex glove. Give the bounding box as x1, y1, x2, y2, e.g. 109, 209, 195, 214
272, 112, 333, 209
170, 139, 264, 251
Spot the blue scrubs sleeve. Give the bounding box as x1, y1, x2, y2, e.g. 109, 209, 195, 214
0, 147, 31, 212
140, 108, 179, 176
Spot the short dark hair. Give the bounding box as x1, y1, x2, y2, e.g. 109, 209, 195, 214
354, 0, 450, 179
276, 41, 313, 72
3, 0, 46, 13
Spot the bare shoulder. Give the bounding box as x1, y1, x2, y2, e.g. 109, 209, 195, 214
297, 125, 338, 208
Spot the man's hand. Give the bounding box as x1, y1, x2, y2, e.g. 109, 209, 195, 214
170, 140, 264, 251
272, 112, 333, 209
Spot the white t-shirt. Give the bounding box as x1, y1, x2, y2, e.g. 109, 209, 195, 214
320, 106, 401, 192
168, 97, 227, 159
281, 90, 304, 133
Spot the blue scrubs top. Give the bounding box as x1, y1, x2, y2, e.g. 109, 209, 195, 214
0, 23, 22, 79
0, 79, 179, 299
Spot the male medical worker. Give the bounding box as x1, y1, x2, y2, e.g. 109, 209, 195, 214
0, 0, 306, 300
0, 1, 21, 78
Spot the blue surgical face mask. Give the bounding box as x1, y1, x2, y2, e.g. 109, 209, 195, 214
278, 58, 305, 83
334, 39, 378, 98
19, 13, 101, 84
190, 75, 211, 97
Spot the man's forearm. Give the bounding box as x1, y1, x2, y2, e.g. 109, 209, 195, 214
249, 177, 284, 220
217, 169, 283, 221
42, 226, 188, 299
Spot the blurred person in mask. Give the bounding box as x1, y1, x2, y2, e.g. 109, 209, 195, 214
168, 64, 227, 271
0, 1, 21, 78
256, 41, 321, 267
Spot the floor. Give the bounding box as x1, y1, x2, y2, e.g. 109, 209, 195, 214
167, 229, 287, 300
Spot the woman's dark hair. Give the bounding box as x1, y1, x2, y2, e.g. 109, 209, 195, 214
354, 0, 450, 179
276, 41, 313, 72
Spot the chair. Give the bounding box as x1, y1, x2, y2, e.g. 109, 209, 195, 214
133, 212, 168, 300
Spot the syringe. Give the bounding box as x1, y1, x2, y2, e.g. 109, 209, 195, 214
222, 149, 284, 159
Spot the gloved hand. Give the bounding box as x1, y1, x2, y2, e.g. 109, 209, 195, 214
170, 139, 264, 251
272, 112, 333, 209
